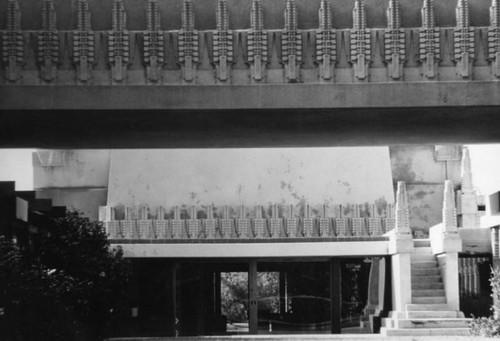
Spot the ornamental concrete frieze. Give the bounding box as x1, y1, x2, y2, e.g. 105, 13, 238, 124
99, 203, 395, 241
2, 0, 500, 85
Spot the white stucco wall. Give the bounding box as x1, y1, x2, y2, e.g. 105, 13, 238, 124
107, 147, 394, 217
33, 150, 111, 188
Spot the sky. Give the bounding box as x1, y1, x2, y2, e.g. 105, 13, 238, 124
467, 144, 500, 196
1, 146, 500, 194
0, 149, 34, 190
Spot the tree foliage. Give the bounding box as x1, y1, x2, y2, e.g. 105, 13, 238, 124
221, 272, 248, 322
220, 272, 279, 323
470, 266, 500, 337
0, 210, 130, 340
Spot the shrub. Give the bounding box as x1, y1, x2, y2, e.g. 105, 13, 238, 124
470, 266, 500, 337
0, 210, 131, 340
470, 317, 500, 337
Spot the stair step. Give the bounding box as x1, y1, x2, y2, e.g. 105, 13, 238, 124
411, 254, 436, 262
412, 261, 438, 269
381, 327, 471, 336
406, 304, 453, 311
395, 318, 471, 329
412, 275, 441, 283
414, 239, 431, 247
412, 282, 444, 290
413, 297, 447, 304
406, 311, 461, 318
412, 268, 441, 276
413, 247, 432, 254
413, 289, 445, 297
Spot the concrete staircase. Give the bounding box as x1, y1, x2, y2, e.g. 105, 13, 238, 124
380, 239, 471, 336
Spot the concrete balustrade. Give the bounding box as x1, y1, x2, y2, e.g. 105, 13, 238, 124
99, 203, 393, 242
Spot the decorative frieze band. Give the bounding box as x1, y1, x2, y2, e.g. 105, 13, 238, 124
100, 203, 393, 241
213, 0, 233, 82
38, 0, 59, 82
2, 0, 23, 82
316, 0, 336, 81
350, 0, 371, 80
419, 0, 440, 79
108, 0, 130, 82
73, 0, 95, 82
282, 0, 302, 82
489, 0, 500, 77
2, 0, 500, 84
144, 0, 164, 82
247, 0, 268, 81
385, 0, 405, 79
178, 0, 199, 82
454, 0, 474, 78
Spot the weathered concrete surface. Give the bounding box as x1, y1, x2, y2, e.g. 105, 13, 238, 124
459, 228, 492, 254
33, 150, 111, 219
389, 146, 461, 233
107, 148, 394, 214
113, 241, 390, 258
2, 106, 500, 149
36, 187, 107, 221
0, 28, 495, 87
33, 150, 111, 188
3, 83, 500, 110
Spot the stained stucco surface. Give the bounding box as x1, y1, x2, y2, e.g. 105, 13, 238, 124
36, 188, 107, 221
33, 150, 111, 189
389, 145, 462, 232
107, 147, 394, 217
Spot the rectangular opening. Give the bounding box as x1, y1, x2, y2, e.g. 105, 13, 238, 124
221, 272, 249, 334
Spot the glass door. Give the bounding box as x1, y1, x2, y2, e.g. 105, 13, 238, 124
220, 271, 249, 334
256, 261, 332, 334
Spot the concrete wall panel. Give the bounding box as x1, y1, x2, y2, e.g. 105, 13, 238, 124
36, 188, 107, 220
390, 146, 461, 185
107, 147, 394, 213
33, 150, 111, 189
406, 183, 444, 233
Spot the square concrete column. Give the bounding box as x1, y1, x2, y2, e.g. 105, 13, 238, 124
249, 260, 258, 334
430, 180, 463, 311
391, 252, 412, 311
436, 252, 460, 311
386, 181, 414, 312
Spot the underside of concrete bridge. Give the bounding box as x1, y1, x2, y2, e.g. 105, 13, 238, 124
1, 105, 500, 148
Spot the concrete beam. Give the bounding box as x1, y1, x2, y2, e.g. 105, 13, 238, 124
2, 105, 500, 148
2, 82, 500, 110
112, 240, 389, 258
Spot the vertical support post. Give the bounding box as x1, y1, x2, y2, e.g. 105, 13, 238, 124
215, 271, 222, 316
387, 181, 414, 312
437, 252, 460, 310
330, 258, 341, 334
249, 260, 258, 334
363, 258, 380, 325
473, 258, 480, 296
167, 262, 178, 336
430, 180, 463, 311
391, 252, 412, 311
279, 270, 287, 315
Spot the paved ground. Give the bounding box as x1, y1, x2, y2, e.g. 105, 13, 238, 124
105, 335, 487, 341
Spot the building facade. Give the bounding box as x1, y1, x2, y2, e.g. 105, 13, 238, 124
2, 0, 500, 337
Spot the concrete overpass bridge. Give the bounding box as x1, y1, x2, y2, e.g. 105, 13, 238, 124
1, 0, 500, 148
1, 0, 499, 338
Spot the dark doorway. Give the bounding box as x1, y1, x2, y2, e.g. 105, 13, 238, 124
121, 257, 375, 337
